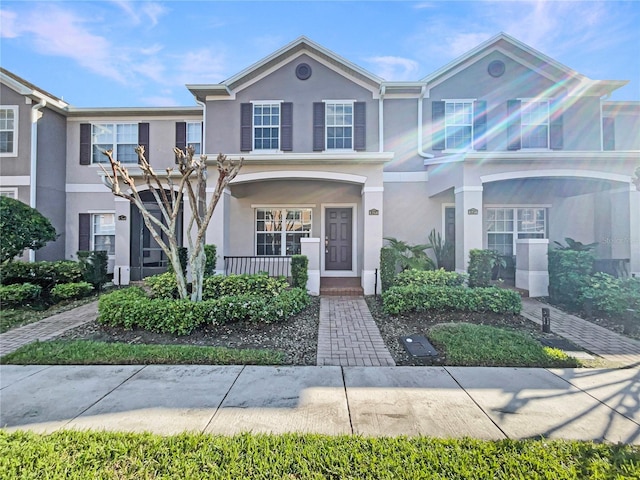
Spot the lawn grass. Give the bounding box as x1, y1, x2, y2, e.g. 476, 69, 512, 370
0, 340, 286, 365
429, 322, 581, 367
0, 295, 97, 334
1, 431, 638, 479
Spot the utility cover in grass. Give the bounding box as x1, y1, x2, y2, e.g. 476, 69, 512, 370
400, 334, 438, 357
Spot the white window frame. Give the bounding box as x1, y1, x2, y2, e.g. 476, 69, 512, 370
252, 101, 281, 152
0, 106, 18, 157
255, 206, 312, 256
186, 121, 202, 155
520, 99, 550, 150
444, 99, 474, 151
486, 206, 547, 256
325, 100, 354, 151
90, 212, 116, 256
91, 123, 138, 164
0, 188, 18, 199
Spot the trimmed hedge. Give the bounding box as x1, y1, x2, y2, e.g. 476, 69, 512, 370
548, 249, 594, 308
98, 286, 310, 335
582, 273, 640, 318
202, 273, 289, 299
380, 246, 395, 292
291, 255, 308, 289
144, 272, 179, 299
467, 249, 494, 288
382, 285, 521, 315
394, 268, 466, 287
51, 282, 94, 302
0, 282, 42, 306
204, 244, 217, 276
0, 261, 83, 292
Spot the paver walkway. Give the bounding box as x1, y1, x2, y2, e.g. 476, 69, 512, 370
521, 298, 640, 366
317, 296, 395, 367
0, 301, 98, 356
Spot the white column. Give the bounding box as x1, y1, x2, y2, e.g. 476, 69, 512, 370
300, 238, 320, 295
205, 187, 230, 275
516, 239, 549, 297
113, 197, 131, 285
362, 186, 384, 295
629, 186, 640, 275
454, 186, 484, 273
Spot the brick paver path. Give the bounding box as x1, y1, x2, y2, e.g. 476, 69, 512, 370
521, 298, 640, 366
317, 296, 395, 367
0, 301, 98, 356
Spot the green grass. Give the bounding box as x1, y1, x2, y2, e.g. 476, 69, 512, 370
0, 295, 97, 334
429, 323, 581, 367
0, 340, 286, 365
1, 431, 638, 479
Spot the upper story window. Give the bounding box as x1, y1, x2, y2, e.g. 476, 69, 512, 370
92, 123, 138, 163
445, 101, 473, 150
253, 103, 280, 151
521, 100, 549, 149
186, 122, 202, 155
326, 102, 353, 150
0, 106, 18, 156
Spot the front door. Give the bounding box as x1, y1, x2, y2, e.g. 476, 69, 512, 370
325, 208, 352, 270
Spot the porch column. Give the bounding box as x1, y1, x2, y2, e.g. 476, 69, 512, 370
205, 187, 230, 275
362, 186, 384, 295
300, 238, 320, 295
113, 197, 131, 285
629, 186, 640, 275
454, 186, 484, 273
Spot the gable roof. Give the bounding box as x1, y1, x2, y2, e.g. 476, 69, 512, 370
188, 36, 383, 101
0, 67, 69, 112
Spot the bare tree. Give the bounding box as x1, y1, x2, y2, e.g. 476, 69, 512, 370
101, 146, 243, 301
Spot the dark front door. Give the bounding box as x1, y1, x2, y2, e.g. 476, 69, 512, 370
325, 208, 352, 270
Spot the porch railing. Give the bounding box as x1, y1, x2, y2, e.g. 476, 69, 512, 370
223, 256, 292, 278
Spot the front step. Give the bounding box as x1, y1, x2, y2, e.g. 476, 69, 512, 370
320, 277, 364, 296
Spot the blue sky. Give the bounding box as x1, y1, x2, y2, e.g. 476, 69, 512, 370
1, 1, 639, 107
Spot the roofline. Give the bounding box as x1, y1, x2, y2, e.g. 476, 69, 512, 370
66, 106, 202, 118
1, 68, 70, 113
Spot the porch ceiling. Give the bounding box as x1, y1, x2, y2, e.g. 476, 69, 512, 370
483, 177, 624, 199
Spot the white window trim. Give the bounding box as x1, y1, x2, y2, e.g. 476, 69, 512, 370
442, 99, 475, 152
91, 122, 139, 164
251, 100, 282, 153
255, 206, 313, 257
485, 206, 548, 256
324, 100, 355, 152
0, 106, 19, 157
0, 187, 18, 198
519, 98, 550, 150
90, 211, 116, 257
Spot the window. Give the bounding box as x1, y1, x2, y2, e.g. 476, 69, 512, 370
0, 189, 17, 199
487, 207, 546, 256
92, 123, 138, 163
326, 102, 353, 149
253, 103, 280, 150
445, 101, 473, 149
256, 208, 312, 256
92, 213, 115, 255
186, 122, 202, 155
0, 107, 18, 156
521, 100, 549, 149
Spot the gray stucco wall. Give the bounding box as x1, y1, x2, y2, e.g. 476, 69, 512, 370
206, 53, 379, 154
0, 84, 31, 176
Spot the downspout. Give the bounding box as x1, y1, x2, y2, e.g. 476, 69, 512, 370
378, 85, 385, 152
599, 92, 611, 151
194, 98, 206, 154
29, 98, 46, 262
417, 85, 434, 159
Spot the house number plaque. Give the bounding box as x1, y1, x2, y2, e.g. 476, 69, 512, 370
467, 208, 478, 215
368, 209, 379, 216
118, 215, 127, 221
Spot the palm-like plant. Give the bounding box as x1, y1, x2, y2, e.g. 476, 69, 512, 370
383, 237, 436, 271
427, 229, 455, 271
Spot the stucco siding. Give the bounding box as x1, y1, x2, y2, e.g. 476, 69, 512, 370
383, 98, 423, 171
383, 182, 441, 247
0, 84, 31, 175
562, 97, 601, 151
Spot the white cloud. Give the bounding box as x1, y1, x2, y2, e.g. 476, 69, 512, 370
367, 56, 420, 80
174, 48, 229, 85
0, 10, 19, 38
111, 0, 168, 26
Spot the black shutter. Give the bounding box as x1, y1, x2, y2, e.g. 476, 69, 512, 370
80, 123, 91, 165
603, 117, 615, 151
507, 99, 521, 150
473, 100, 487, 151
549, 101, 563, 150
138, 123, 150, 163
354, 102, 366, 151
78, 213, 91, 252
281, 102, 293, 151
175, 122, 186, 164
431, 101, 446, 150
313, 102, 325, 151
240, 103, 252, 151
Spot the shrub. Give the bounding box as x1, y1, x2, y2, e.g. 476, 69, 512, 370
204, 244, 217, 276
0, 283, 42, 306
582, 273, 640, 318
428, 229, 455, 271
51, 282, 94, 302
394, 268, 466, 288
203, 273, 289, 299
380, 246, 396, 292
145, 272, 179, 299
382, 285, 521, 315
548, 249, 594, 308
77, 251, 108, 290
0, 261, 83, 294
291, 255, 308, 289
467, 249, 495, 288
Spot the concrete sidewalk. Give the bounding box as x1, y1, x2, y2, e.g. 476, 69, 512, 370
1, 365, 638, 443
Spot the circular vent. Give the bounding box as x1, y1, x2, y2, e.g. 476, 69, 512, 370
488, 60, 506, 78
296, 63, 312, 80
